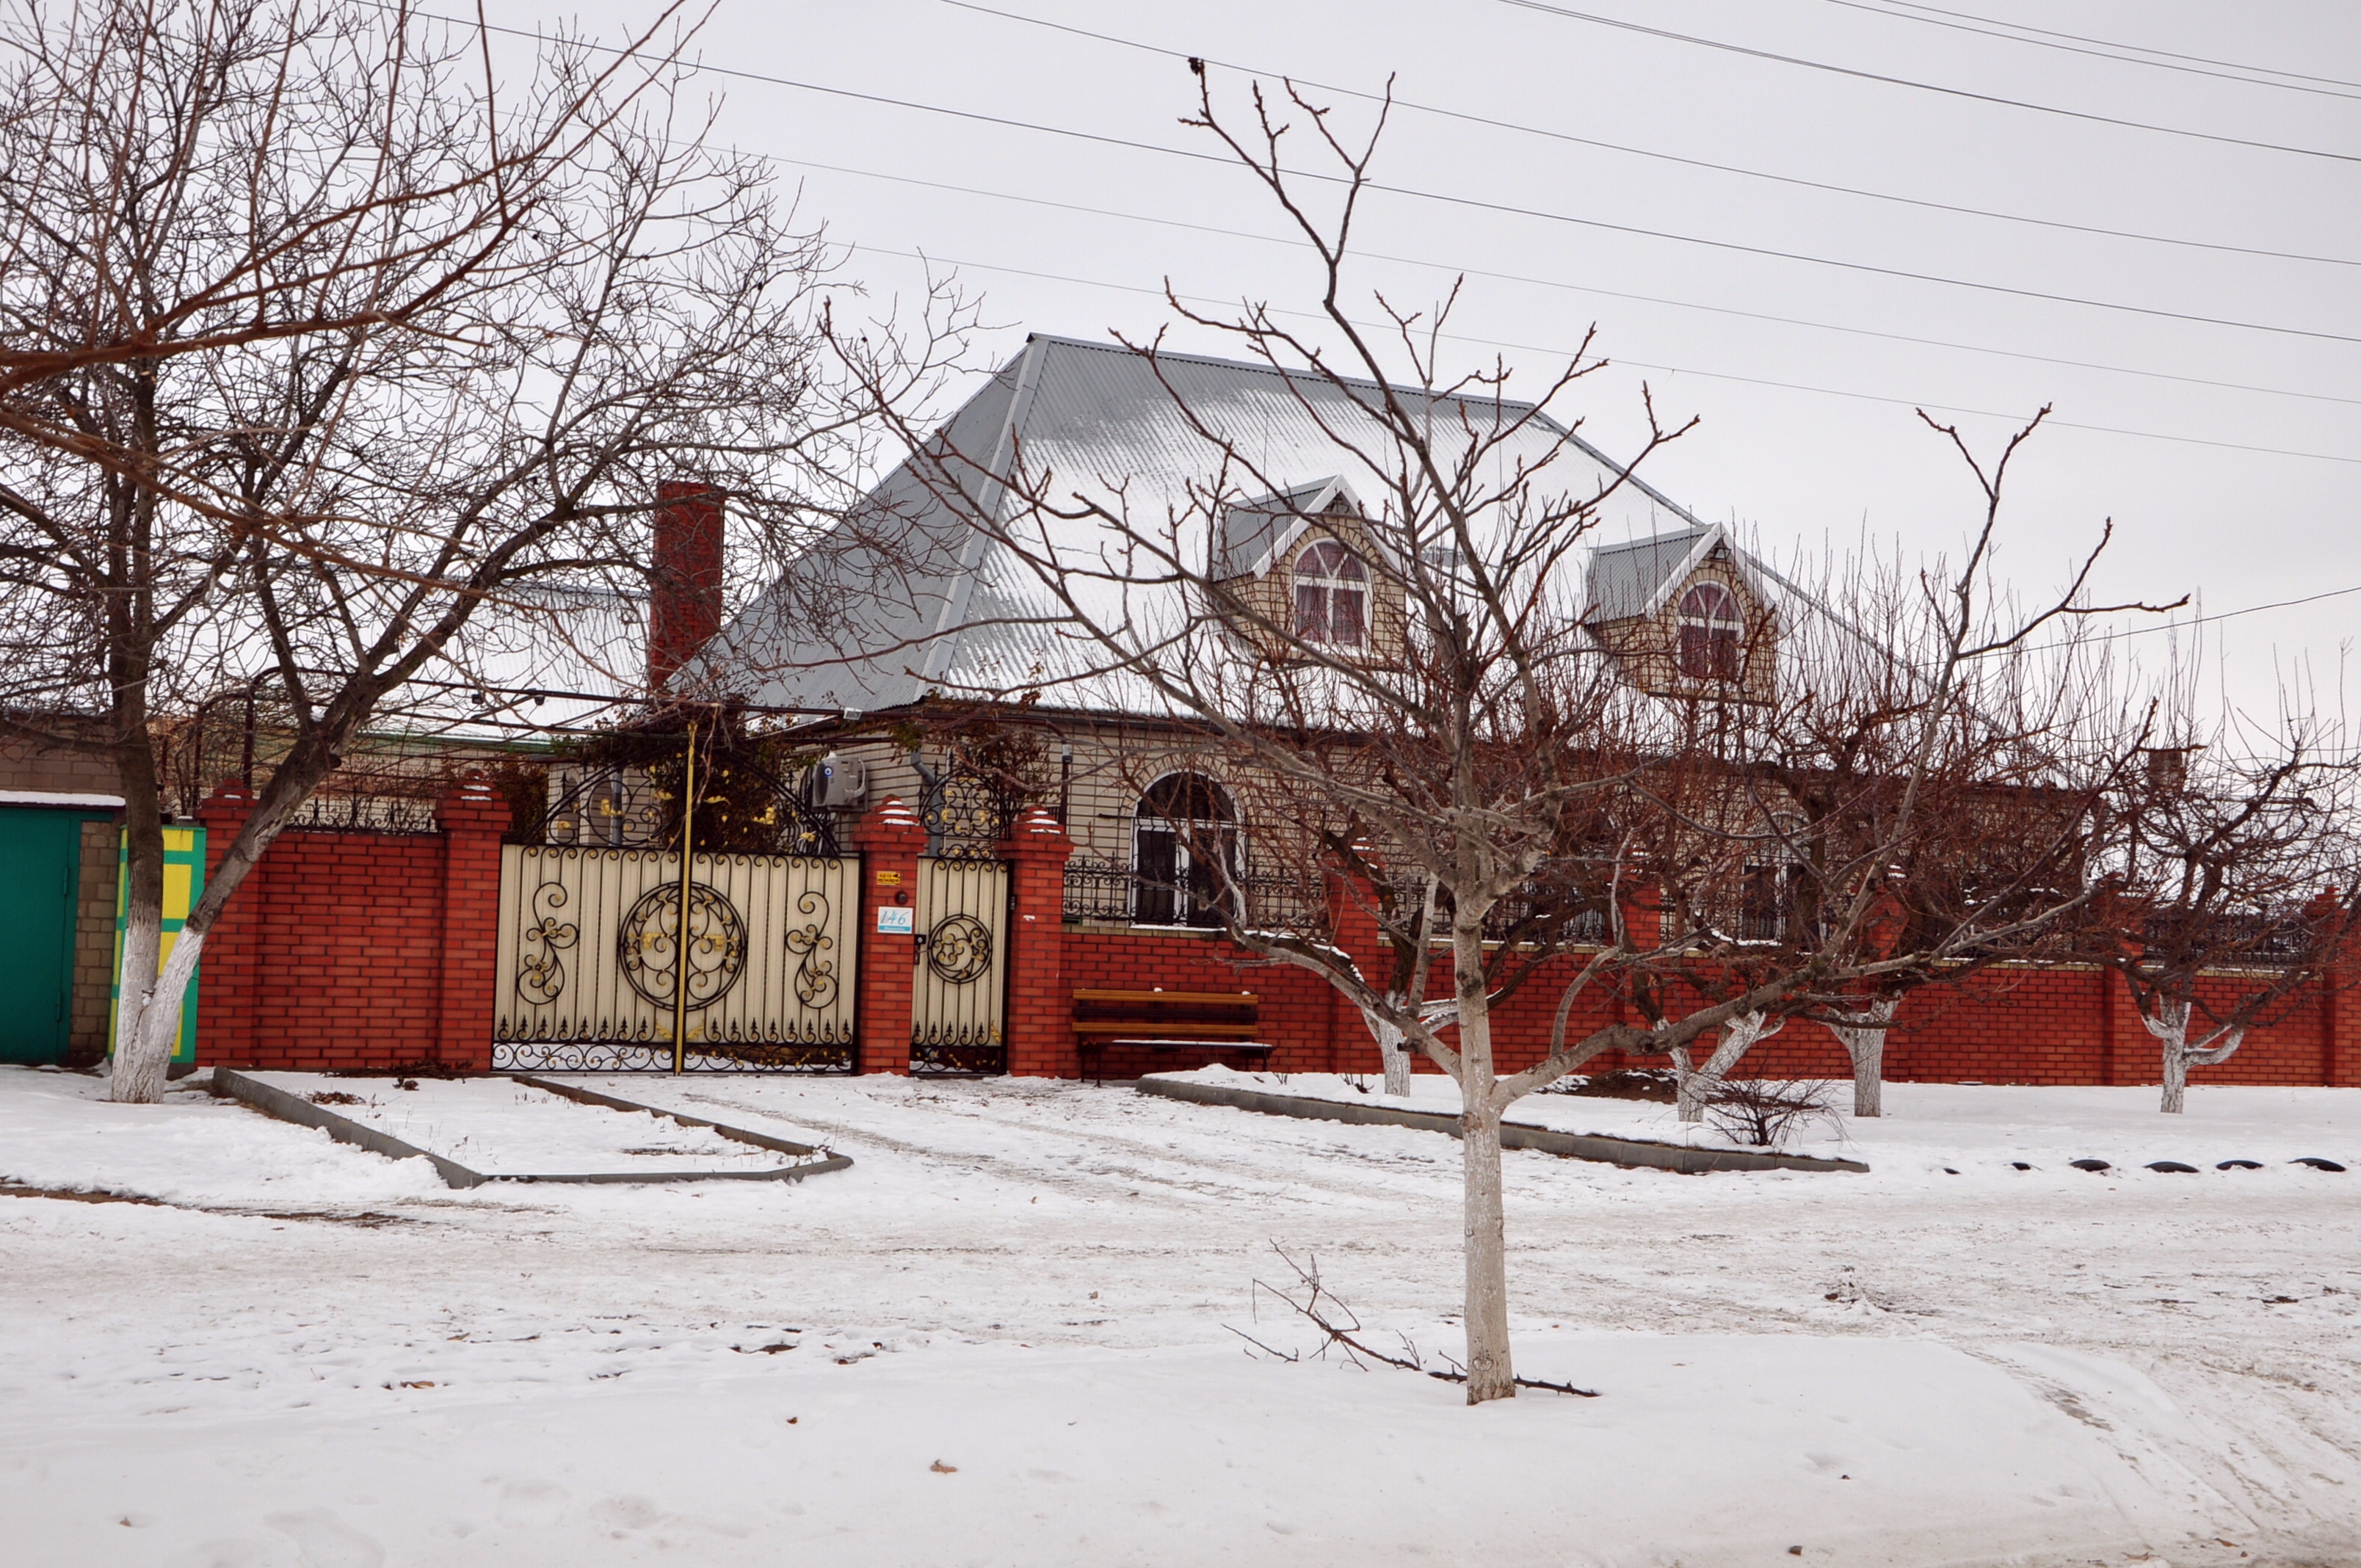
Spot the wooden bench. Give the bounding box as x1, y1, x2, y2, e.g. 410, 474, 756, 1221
1072, 989, 1269, 1082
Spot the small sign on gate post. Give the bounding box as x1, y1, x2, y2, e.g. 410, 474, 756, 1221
876, 906, 914, 934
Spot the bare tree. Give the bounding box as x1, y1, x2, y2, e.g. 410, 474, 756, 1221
2092, 736, 2358, 1113
841, 73, 2158, 1404
0, 0, 961, 1100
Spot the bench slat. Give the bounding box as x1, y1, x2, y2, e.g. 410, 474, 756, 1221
1072, 989, 1259, 1007
1073, 1020, 1263, 1037
1087, 1038, 1272, 1052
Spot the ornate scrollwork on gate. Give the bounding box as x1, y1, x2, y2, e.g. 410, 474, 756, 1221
921, 912, 993, 984
515, 882, 579, 1004
617, 881, 748, 1010
920, 763, 1012, 860
783, 886, 840, 1009
495, 844, 859, 1072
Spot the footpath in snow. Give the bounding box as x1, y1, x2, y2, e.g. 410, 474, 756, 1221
1, 1064, 2354, 1567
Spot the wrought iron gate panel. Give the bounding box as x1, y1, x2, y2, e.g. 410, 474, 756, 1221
909, 856, 1009, 1073
492, 845, 860, 1071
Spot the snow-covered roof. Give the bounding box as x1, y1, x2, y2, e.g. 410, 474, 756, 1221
1584, 522, 1778, 625
708, 333, 1719, 718
398, 579, 650, 739
1213, 477, 1360, 581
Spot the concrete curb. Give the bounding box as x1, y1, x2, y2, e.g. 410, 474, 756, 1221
1135, 1075, 1868, 1175
211, 1067, 852, 1188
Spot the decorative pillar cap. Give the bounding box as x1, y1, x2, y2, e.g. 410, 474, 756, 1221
853, 795, 927, 848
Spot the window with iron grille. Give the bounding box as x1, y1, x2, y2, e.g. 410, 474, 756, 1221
1133, 772, 1237, 928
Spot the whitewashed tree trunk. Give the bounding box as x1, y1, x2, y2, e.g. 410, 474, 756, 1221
1451, 921, 1514, 1404
112, 772, 300, 1102
1368, 1008, 1412, 1096
111, 900, 167, 1103
1363, 995, 1460, 1097
1827, 998, 1901, 1118
117, 924, 211, 1104
2141, 998, 2246, 1114
1676, 1012, 1783, 1122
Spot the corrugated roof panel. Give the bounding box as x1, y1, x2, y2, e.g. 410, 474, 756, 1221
725, 334, 1742, 716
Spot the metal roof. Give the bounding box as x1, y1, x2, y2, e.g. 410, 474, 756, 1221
715, 333, 1724, 718
1213, 477, 1357, 581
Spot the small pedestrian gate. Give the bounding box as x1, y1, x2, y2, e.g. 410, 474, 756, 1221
492, 846, 860, 1071
909, 856, 1009, 1072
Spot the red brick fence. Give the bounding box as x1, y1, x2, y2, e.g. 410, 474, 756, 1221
191, 789, 2357, 1088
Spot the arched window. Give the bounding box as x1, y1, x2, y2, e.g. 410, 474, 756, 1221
1133, 772, 1236, 928
1677, 582, 1744, 680
1293, 540, 1368, 648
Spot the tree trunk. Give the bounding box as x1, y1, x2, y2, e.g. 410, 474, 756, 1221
2141, 997, 2246, 1114
1364, 1006, 1412, 1096
1460, 1095, 1511, 1404
2160, 1041, 2188, 1115
109, 713, 172, 1103
1451, 921, 1514, 1404
1676, 1012, 1782, 1123
1827, 998, 1899, 1118
113, 730, 338, 1100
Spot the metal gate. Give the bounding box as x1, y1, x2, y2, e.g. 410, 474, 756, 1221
909, 857, 1009, 1072
492, 845, 860, 1071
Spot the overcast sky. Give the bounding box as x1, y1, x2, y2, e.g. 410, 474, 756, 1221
494, 0, 2356, 729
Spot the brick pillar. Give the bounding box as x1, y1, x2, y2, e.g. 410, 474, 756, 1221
2308, 890, 2356, 1088
2101, 966, 2147, 1086
852, 798, 926, 1075
649, 482, 725, 691
1327, 860, 1388, 1075
1001, 807, 1075, 1078
435, 774, 509, 1072
194, 781, 259, 1065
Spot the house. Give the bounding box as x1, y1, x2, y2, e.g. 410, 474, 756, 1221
619, 331, 2349, 1089
703, 333, 1744, 882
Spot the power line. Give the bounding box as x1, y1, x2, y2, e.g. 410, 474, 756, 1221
1872, 0, 2361, 92
1813, 0, 2361, 100
429, 10, 2361, 347
1493, 0, 2361, 164
945, 0, 2360, 269
843, 239, 2361, 466
2087, 581, 2361, 640
777, 150, 2361, 410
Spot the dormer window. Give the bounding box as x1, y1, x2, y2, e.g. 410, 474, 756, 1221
1294, 541, 1367, 648
1677, 582, 1743, 680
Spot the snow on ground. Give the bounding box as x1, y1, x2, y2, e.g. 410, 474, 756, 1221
243, 1072, 801, 1175
1, 1064, 2357, 1567
0, 1067, 449, 1208
1164, 1067, 2361, 1179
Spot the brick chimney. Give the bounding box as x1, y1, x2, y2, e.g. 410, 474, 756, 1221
648, 481, 725, 692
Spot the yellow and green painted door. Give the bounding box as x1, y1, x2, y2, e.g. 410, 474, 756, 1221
108, 825, 204, 1065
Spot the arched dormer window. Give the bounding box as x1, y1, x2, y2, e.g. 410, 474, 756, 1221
1677, 582, 1744, 680
1293, 541, 1368, 648
1133, 772, 1236, 928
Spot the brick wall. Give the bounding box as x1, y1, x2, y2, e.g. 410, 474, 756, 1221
68, 820, 120, 1064
192, 778, 507, 1072
1004, 908, 2357, 1089
180, 761, 2355, 1086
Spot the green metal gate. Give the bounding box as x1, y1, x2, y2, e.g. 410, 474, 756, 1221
0, 808, 93, 1064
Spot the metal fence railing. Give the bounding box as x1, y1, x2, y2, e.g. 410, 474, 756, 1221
1062, 857, 1323, 931
282, 793, 442, 835
2142, 909, 2317, 968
